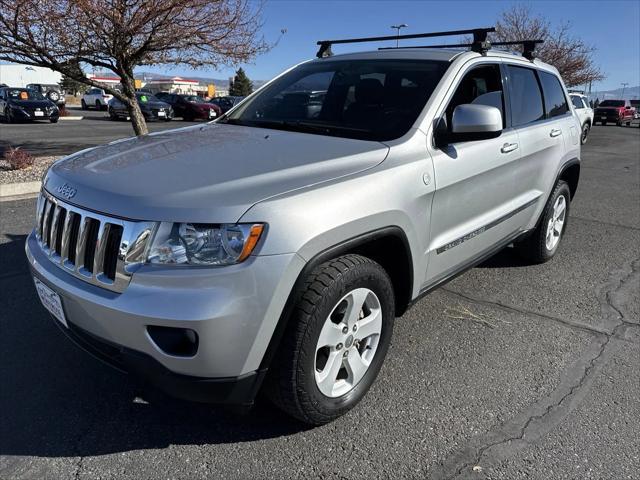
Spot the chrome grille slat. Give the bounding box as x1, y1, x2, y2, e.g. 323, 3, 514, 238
41, 201, 53, 248
60, 211, 75, 263
33, 190, 156, 293
93, 222, 111, 277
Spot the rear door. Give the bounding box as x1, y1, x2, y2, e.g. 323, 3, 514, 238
425, 61, 523, 285
505, 65, 570, 230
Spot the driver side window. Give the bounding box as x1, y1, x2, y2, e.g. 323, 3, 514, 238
445, 64, 505, 131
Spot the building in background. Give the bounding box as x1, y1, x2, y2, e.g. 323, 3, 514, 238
0, 63, 62, 88
87, 73, 121, 88
142, 76, 208, 96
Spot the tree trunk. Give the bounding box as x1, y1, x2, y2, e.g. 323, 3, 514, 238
120, 70, 148, 136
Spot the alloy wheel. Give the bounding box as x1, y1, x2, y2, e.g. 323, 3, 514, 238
314, 288, 382, 398
545, 195, 566, 250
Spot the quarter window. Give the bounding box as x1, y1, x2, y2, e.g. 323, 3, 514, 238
507, 66, 544, 127
539, 71, 569, 118
571, 96, 585, 109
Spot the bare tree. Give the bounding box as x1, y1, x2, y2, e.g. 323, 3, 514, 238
0, 0, 269, 135
492, 5, 604, 87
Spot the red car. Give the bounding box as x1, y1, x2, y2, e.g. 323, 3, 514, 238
594, 99, 635, 126
155, 93, 221, 121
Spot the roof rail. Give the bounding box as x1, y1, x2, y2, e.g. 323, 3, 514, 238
316, 27, 495, 58
379, 39, 544, 61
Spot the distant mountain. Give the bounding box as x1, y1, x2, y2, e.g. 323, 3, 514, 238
589, 85, 639, 100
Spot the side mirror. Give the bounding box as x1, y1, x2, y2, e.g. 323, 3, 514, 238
435, 104, 503, 147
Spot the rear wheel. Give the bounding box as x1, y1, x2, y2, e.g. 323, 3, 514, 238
515, 180, 571, 264
266, 254, 395, 425
95, 100, 101, 110
81, 99, 87, 110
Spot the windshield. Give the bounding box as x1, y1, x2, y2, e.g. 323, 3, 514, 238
599, 100, 624, 107
6, 88, 45, 101
182, 95, 207, 103
630, 100, 639, 107
136, 93, 159, 102
221, 59, 449, 141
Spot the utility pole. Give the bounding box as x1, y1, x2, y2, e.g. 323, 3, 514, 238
391, 24, 408, 47
621, 82, 629, 98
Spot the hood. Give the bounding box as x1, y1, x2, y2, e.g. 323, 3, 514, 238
11, 100, 55, 109
45, 123, 389, 223
140, 101, 170, 109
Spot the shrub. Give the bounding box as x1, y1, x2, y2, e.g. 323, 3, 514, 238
3, 147, 34, 170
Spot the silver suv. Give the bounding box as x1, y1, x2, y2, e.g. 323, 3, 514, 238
26, 30, 580, 425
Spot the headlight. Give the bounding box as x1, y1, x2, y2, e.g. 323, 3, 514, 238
147, 223, 264, 266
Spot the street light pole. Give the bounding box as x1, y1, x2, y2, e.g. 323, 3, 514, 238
391, 24, 408, 47
621, 82, 628, 98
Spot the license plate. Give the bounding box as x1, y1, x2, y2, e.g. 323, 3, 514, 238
34, 111, 44, 117
34, 277, 67, 328
157, 111, 165, 117
600, 116, 607, 120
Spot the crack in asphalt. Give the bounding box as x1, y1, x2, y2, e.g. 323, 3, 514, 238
436, 257, 640, 480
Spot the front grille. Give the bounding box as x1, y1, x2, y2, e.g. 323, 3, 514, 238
35, 190, 155, 293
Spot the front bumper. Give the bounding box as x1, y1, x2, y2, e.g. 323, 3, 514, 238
11, 108, 58, 121
26, 230, 304, 401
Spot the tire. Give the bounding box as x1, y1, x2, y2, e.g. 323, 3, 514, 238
108, 108, 117, 120
265, 254, 395, 425
580, 123, 590, 144
81, 99, 87, 110
4, 110, 11, 124
95, 100, 101, 110
515, 180, 571, 264
50, 117, 58, 123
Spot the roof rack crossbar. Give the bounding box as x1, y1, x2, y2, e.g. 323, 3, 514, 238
379, 39, 544, 61
316, 27, 495, 58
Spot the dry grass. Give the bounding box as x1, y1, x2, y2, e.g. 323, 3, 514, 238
2, 147, 34, 170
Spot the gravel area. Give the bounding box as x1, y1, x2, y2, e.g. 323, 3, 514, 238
0, 155, 60, 185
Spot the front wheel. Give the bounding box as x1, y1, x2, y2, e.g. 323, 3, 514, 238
266, 254, 395, 425
515, 180, 571, 264
81, 99, 87, 110
50, 118, 58, 123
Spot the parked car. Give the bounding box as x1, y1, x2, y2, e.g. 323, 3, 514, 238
0, 87, 59, 123
26, 83, 66, 107
81, 88, 113, 110
27, 29, 581, 425
630, 100, 640, 119
569, 93, 594, 144
594, 99, 635, 125
108, 93, 173, 122
209, 95, 245, 114
155, 93, 221, 120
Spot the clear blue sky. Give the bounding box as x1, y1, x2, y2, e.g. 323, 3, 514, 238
144, 0, 640, 93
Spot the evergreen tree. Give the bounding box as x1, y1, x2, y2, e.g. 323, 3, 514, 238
60, 74, 88, 95
229, 68, 253, 96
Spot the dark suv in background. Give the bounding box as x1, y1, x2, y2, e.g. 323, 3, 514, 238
208, 95, 245, 114
108, 92, 173, 122
594, 99, 635, 125
0, 87, 59, 123
26, 83, 65, 108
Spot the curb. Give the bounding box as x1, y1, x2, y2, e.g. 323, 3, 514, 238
0, 180, 41, 198
60, 116, 84, 121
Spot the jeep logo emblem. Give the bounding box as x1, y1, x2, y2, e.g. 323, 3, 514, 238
57, 183, 77, 199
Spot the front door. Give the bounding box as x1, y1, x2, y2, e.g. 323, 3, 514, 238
425, 62, 523, 287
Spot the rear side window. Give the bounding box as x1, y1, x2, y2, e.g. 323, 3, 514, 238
507, 66, 544, 127
539, 71, 569, 117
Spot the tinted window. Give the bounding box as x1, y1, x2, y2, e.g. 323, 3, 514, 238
446, 64, 505, 130
224, 59, 449, 141
507, 66, 544, 126
599, 100, 625, 107
571, 96, 585, 109
539, 71, 569, 117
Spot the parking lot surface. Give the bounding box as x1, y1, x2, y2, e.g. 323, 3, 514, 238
0, 125, 638, 479
0, 107, 202, 157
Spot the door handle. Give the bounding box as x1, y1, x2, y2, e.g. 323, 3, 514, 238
550, 128, 562, 137
500, 142, 519, 153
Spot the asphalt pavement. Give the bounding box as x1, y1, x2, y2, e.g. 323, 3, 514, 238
0, 107, 202, 157
0, 125, 638, 479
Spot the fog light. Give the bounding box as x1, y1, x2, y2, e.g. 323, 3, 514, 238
147, 326, 199, 357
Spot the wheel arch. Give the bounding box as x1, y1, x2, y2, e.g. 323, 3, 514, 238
258, 226, 414, 372
559, 159, 580, 199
